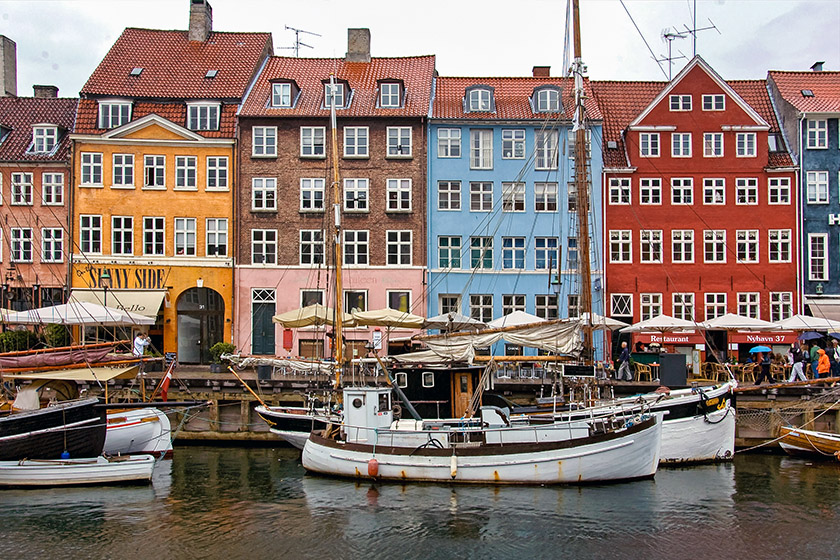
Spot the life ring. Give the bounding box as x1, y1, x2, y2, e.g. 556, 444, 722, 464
392, 403, 402, 419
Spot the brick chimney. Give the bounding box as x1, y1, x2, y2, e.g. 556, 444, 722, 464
811, 61, 825, 72
33, 85, 58, 98
188, 0, 213, 42
0, 35, 17, 97
346, 28, 371, 63
533, 66, 551, 78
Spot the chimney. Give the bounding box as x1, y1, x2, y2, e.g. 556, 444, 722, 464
33, 85, 58, 98
188, 0, 213, 42
811, 61, 825, 72
346, 28, 371, 63
533, 66, 551, 78
0, 35, 17, 97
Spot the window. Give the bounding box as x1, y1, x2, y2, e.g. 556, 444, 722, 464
344, 178, 369, 212
671, 132, 692, 157
736, 230, 759, 263
738, 292, 760, 319
705, 293, 727, 320
770, 292, 793, 322
470, 182, 493, 211
502, 129, 525, 159
470, 237, 493, 269
300, 230, 324, 265
271, 82, 292, 107
380, 82, 401, 108
143, 217, 165, 256
470, 294, 493, 323
113, 154, 134, 187
387, 127, 412, 157
807, 119, 828, 149
672, 230, 694, 263
768, 177, 790, 204
31, 126, 57, 153
703, 178, 725, 204
439, 294, 461, 315
386, 291, 411, 314
672, 293, 694, 321
703, 133, 724, 157
206, 218, 228, 257
41, 228, 63, 263
438, 128, 461, 158
502, 294, 526, 315
502, 237, 525, 269
252, 178, 277, 211
173, 218, 196, 256
98, 101, 131, 128
609, 178, 631, 205
467, 89, 492, 112
502, 183, 525, 212
611, 294, 632, 317
323, 82, 345, 108
735, 178, 758, 204
345, 291, 367, 313
10, 173, 32, 205
421, 371, 435, 388
640, 178, 661, 205
344, 230, 369, 265
437, 181, 461, 211
470, 129, 493, 169
301, 290, 323, 307
207, 157, 228, 190
395, 372, 408, 388
609, 230, 632, 263
387, 230, 412, 265
143, 155, 165, 188
769, 229, 791, 263
80, 215, 101, 254
438, 236, 461, 269
702, 94, 725, 111
175, 156, 197, 189
809, 233, 828, 281
535, 130, 559, 170
806, 171, 829, 204
300, 178, 325, 212
535, 294, 558, 320
10, 228, 32, 262
187, 103, 219, 131
566, 295, 580, 319
386, 178, 412, 212
300, 127, 325, 157
640, 230, 662, 263
535, 88, 561, 112
252, 229, 277, 264
534, 182, 557, 212
567, 129, 591, 160
669, 94, 691, 111
671, 178, 693, 205
640, 293, 662, 321
736, 133, 756, 157
112, 216, 133, 255
253, 127, 277, 157
535, 237, 559, 270
704, 230, 727, 263
639, 133, 659, 157
567, 237, 578, 271
81, 153, 103, 185
344, 127, 369, 157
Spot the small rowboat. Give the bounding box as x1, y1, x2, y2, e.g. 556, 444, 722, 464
0, 454, 156, 487
778, 426, 840, 459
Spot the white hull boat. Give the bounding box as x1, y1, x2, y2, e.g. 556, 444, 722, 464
105, 408, 173, 457
0, 454, 156, 487
254, 405, 332, 450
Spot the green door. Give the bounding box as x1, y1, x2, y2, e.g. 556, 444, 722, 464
252, 301, 275, 355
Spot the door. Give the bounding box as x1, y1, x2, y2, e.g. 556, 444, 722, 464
252, 301, 275, 355
177, 287, 224, 364
452, 372, 474, 418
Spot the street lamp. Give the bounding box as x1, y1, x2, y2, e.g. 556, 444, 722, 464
100, 269, 112, 307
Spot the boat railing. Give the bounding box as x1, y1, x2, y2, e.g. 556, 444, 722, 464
494, 365, 547, 380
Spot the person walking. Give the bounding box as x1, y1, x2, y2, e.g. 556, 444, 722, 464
616, 341, 632, 381
788, 343, 808, 382
817, 348, 831, 379
754, 352, 773, 385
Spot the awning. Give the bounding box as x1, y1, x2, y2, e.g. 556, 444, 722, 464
3, 364, 139, 382
804, 297, 840, 322
70, 289, 166, 318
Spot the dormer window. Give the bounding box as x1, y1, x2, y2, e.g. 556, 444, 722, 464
533, 86, 562, 113
324, 82, 347, 109
379, 82, 403, 108
466, 87, 493, 112
31, 125, 57, 154
270, 80, 300, 108
98, 100, 132, 129
187, 102, 220, 131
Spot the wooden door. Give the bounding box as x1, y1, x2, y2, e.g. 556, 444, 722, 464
452, 372, 474, 418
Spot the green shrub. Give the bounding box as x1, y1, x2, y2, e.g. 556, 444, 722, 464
44, 324, 71, 348
0, 329, 42, 352
209, 342, 235, 364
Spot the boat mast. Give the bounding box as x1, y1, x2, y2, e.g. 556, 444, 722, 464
572, 0, 593, 359
329, 73, 344, 387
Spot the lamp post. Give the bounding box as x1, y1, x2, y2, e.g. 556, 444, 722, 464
100, 269, 112, 307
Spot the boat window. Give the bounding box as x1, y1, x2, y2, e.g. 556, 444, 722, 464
395, 372, 408, 388
460, 375, 469, 392
422, 371, 434, 388
352, 397, 363, 409
378, 392, 390, 413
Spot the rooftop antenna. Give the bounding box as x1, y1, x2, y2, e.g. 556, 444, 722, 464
656, 27, 688, 80
682, 0, 720, 57
278, 25, 321, 57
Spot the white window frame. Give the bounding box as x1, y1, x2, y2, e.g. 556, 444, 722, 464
300, 127, 326, 158
735, 178, 758, 205
112, 154, 134, 188
252, 229, 277, 265
770, 292, 793, 322
536, 89, 560, 112
386, 230, 412, 266
609, 230, 632, 263
206, 156, 228, 190
704, 293, 727, 320
807, 119, 828, 149
470, 182, 493, 212
535, 130, 559, 170
669, 94, 691, 111
253, 126, 277, 157
535, 237, 559, 270
640, 230, 662, 263
386, 178, 412, 212
609, 178, 631, 205
806, 171, 829, 204
672, 230, 695, 263
671, 178, 693, 205
31, 125, 57, 153
174, 217, 197, 257
469, 294, 493, 323
111, 216, 133, 256
323, 82, 346, 109
639, 178, 661, 205
535, 182, 558, 212
470, 129, 493, 169
639, 133, 660, 157
438, 236, 462, 269
736, 230, 759, 263
10, 172, 33, 205
343, 126, 369, 158
502, 182, 525, 212
672, 293, 694, 321
640, 293, 662, 321
206, 218, 228, 257
437, 128, 461, 158
611, 293, 633, 317
737, 292, 760, 319
437, 181, 461, 211
10, 228, 32, 263
535, 294, 559, 320
271, 82, 292, 107
300, 178, 326, 212
343, 230, 369, 266
143, 216, 165, 256
768, 229, 791, 263
80, 215, 102, 254
502, 237, 526, 270
299, 230, 324, 265
736, 132, 757, 157
501, 129, 525, 159
252, 178, 277, 211
702, 94, 725, 111
439, 294, 461, 316
41, 227, 64, 263
671, 132, 692, 157
703, 132, 724, 157
186, 102, 220, 131
380, 82, 401, 108
768, 177, 790, 205
468, 89, 492, 112
808, 233, 829, 281
703, 178, 725, 205
470, 236, 493, 269
502, 294, 526, 316
704, 230, 727, 263
41, 173, 63, 206
98, 101, 131, 129
387, 127, 412, 158
80, 152, 103, 186
344, 178, 369, 212
175, 155, 197, 190
143, 155, 166, 189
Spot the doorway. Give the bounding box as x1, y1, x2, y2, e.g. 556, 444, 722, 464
452, 371, 474, 418
177, 287, 224, 364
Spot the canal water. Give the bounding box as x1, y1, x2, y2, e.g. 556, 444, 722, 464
2, 446, 840, 559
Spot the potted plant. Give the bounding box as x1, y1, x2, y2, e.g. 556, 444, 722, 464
209, 342, 235, 373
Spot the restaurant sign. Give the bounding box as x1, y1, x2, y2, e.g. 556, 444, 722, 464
728, 332, 797, 344
635, 332, 706, 345
74, 264, 170, 290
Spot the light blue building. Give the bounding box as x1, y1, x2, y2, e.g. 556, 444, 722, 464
428, 72, 605, 358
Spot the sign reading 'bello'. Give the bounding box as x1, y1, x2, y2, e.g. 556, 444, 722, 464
75, 264, 171, 290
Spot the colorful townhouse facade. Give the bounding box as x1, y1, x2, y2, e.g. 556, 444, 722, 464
768, 66, 840, 320
593, 57, 798, 367
235, 29, 435, 359
428, 70, 605, 357
69, 1, 272, 362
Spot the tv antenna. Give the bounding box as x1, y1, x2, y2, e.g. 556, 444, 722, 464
683, 0, 720, 57
278, 25, 321, 57
656, 27, 688, 80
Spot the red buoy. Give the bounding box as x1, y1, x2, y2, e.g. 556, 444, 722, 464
368, 458, 379, 477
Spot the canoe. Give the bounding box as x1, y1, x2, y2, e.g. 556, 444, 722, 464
779, 426, 840, 459
0, 454, 156, 487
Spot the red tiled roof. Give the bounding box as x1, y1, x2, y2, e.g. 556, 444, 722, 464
0, 97, 78, 162
729, 79, 795, 167
81, 28, 272, 99
239, 56, 435, 118
768, 70, 840, 113
433, 76, 602, 121
74, 99, 238, 137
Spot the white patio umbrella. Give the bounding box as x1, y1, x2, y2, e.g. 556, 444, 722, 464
2, 301, 154, 326
272, 304, 355, 328
702, 313, 779, 331
619, 313, 700, 333
576, 312, 628, 331
488, 310, 545, 328
350, 308, 425, 328
776, 314, 840, 332
423, 312, 486, 332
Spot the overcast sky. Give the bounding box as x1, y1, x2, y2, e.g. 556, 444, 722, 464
0, 0, 838, 98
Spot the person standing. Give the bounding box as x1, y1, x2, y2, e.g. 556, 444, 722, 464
788, 343, 807, 382
817, 348, 831, 379
133, 332, 151, 357
810, 342, 821, 378
616, 341, 632, 381
754, 352, 772, 385
831, 339, 840, 378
